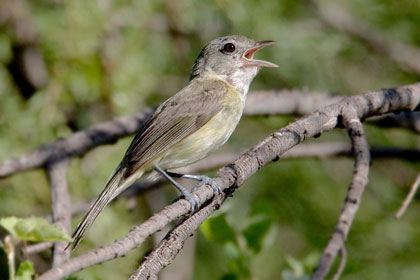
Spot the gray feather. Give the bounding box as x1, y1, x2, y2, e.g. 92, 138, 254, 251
67, 167, 127, 250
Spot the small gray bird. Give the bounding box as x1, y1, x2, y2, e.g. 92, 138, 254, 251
69, 35, 277, 250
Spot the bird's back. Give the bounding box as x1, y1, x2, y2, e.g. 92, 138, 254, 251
158, 74, 244, 170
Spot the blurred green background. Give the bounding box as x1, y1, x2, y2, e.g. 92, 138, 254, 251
0, 0, 419, 279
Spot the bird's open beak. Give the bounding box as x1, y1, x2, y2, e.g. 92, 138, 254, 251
242, 40, 278, 68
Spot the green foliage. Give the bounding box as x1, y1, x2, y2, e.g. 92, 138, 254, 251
281, 253, 319, 280
200, 213, 274, 279
0, 217, 70, 280
15, 261, 35, 280
201, 213, 238, 245
242, 215, 272, 253
0, 217, 71, 242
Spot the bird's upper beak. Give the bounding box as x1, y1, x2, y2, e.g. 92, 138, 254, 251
242, 40, 278, 68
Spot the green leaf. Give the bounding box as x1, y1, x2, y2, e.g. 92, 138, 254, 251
242, 215, 272, 253
224, 243, 251, 279
200, 214, 237, 245
0, 217, 72, 242
15, 261, 35, 280
284, 255, 306, 278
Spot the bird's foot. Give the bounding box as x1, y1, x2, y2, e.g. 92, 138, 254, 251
154, 165, 198, 213
183, 174, 222, 195
180, 189, 199, 213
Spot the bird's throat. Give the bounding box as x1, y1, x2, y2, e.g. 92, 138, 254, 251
225, 66, 259, 98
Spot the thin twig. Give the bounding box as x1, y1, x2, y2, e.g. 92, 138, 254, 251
46, 159, 71, 266
22, 242, 54, 255
312, 107, 371, 280
332, 246, 347, 280
396, 173, 420, 219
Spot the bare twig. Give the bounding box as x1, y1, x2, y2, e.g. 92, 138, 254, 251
332, 246, 347, 280
316, 2, 420, 76
396, 173, 420, 219
312, 107, 371, 280
46, 159, 71, 266
22, 242, 54, 255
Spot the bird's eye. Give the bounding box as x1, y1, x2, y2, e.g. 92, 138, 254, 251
223, 43, 236, 53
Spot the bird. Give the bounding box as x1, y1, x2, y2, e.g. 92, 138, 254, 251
68, 35, 277, 250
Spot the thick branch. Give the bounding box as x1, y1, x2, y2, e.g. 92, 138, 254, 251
37, 83, 420, 280
312, 107, 371, 279
129, 196, 224, 280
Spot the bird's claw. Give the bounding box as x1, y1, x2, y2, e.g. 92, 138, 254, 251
192, 175, 222, 196
182, 191, 198, 213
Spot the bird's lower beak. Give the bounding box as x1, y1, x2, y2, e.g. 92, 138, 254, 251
242, 40, 278, 68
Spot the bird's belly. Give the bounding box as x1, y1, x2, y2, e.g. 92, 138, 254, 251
158, 104, 243, 170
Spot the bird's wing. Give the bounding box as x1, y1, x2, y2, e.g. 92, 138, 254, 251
69, 77, 228, 250
121, 77, 228, 177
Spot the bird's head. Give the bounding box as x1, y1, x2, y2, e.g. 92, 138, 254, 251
190, 35, 278, 96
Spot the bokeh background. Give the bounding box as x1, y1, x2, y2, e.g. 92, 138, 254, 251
0, 0, 420, 279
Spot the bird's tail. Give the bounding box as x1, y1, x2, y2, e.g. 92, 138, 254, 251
67, 166, 134, 250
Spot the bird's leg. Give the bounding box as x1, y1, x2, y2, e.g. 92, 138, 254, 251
153, 165, 198, 212
166, 171, 222, 195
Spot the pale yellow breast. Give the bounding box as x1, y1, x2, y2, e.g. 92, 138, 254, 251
159, 82, 244, 170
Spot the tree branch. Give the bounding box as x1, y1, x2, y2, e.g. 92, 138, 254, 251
129, 195, 224, 280
396, 173, 420, 219
0, 110, 153, 178
332, 246, 347, 280
46, 159, 71, 266
36, 83, 419, 280
312, 106, 371, 279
